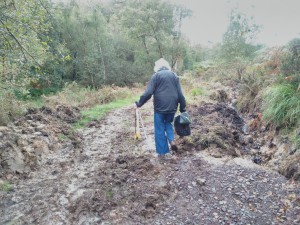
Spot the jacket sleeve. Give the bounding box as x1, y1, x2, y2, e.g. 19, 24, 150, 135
136, 74, 156, 108
176, 77, 186, 113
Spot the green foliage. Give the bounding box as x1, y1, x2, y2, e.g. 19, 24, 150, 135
114, 0, 191, 73
291, 129, 300, 148
1, 0, 194, 95
74, 96, 137, 128
262, 84, 300, 128
106, 189, 113, 199
0, 88, 26, 125
1, 180, 12, 192
281, 38, 300, 76
43, 82, 133, 108
219, 10, 261, 63
191, 87, 205, 98
236, 71, 266, 113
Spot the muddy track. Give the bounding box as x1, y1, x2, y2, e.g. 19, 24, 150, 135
1, 103, 299, 225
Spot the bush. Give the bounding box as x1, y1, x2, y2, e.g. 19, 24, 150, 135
262, 84, 300, 128
236, 72, 265, 113
281, 38, 300, 75
0, 90, 26, 125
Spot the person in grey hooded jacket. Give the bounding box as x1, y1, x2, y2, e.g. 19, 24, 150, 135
135, 58, 186, 155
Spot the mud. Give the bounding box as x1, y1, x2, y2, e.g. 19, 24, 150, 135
0, 102, 299, 224
178, 103, 247, 157
0, 105, 82, 176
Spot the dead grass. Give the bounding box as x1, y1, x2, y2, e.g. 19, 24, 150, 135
43, 82, 138, 108
0, 90, 26, 125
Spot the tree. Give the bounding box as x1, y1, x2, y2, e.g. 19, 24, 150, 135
218, 10, 262, 79
113, 0, 191, 75
220, 11, 261, 61
55, 1, 114, 87
0, 0, 64, 97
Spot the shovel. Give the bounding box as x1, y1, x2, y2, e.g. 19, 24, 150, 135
134, 108, 141, 140
134, 108, 152, 150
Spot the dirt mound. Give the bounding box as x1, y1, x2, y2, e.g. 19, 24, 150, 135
0, 105, 82, 176
178, 103, 247, 157
176, 102, 300, 181
245, 113, 300, 181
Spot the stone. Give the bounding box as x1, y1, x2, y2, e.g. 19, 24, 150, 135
36, 124, 46, 131
242, 124, 250, 135
17, 138, 29, 148
196, 177, 206, 186
0, 126, 9, 132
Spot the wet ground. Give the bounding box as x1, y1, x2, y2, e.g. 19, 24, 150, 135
0, 102, 299, 225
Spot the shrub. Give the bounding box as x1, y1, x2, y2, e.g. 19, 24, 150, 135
236, 72, 265, 113
0, 89, 26, 125
281, 38, 300, 75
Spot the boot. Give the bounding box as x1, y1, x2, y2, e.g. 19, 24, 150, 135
170, 141, 178, 151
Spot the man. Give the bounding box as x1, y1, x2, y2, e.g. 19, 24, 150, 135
135, 58, 186, 156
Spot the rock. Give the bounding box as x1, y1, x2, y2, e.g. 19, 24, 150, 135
33, 132, 43, 136
252, 155, 262, 164
247, 136, 254, 144
0, 141, 8, 149
260, 126, 267, 132
196, 177, 206, 186
17, 138, 29, 148
0, 126, 9, 132
239, 135, 246, 145
242, 124, 250, 135
35, 124, 46, 131
289, 148, 297, 155
6, 174, 14, 180
32, 140, 50, 155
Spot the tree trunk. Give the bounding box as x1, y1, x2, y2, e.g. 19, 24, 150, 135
150, 24, 163, 58
72, 51, 77, 81
95, 25, 106, 84
142, 35, 150, 56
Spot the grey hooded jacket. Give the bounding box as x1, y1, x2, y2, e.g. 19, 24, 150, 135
136, 67, 186, 114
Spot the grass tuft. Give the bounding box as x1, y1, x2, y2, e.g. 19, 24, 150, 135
73, 96, 137, 129
1, 180, 12, 192
262, 84, 300, 127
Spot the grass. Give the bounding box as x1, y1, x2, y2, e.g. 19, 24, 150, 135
262, 84, 300, 127
26, 97, 45, 109
43, 82, 135, 109
190, 87, 205, 98
106, 189, 114, 199
1, 180, 12, 192
73, 96, 137, 129
291, 129, 300, 149
262, 83, 300, 148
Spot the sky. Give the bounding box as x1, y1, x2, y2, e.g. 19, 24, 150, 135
168, 0, 300, 47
